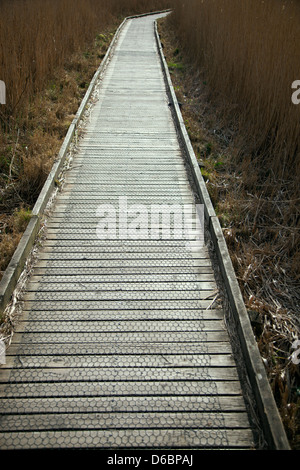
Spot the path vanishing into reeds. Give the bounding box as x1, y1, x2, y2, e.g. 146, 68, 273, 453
0, 12, 287, 450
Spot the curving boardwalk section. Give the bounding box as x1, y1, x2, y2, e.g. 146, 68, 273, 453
0, 14, 255, 450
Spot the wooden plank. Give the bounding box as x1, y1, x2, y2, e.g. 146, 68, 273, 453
7, 330, 230, 344
0, 395, 248, 414
0, 380, 243, 398
0, 411, 252, 432
0, 429, 254, 449
4, 341, 232, 356
2, 353, 236, 369
20, 300, 223, 311
31, 258, 213, 267
28, 265, 216, 275
0, 366, 240, 383
23, 291, 220, 302
11, 307, 225, 321
12, 321, 226, 336
28, 273, 217, 283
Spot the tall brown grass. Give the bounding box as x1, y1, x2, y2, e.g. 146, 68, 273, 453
0, 0, 169, 119
169, 0, 300, 183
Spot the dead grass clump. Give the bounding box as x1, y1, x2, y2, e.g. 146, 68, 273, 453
18, 154, 50, 204
0, 232, 22, 275
0, 207, 31, 274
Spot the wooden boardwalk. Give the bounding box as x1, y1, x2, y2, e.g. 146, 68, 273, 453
0, 13, 255, 450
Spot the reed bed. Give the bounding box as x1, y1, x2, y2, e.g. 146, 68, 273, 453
169, 0, 300, 182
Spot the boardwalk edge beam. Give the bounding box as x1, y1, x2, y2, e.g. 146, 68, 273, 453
153, 20, 290, 451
